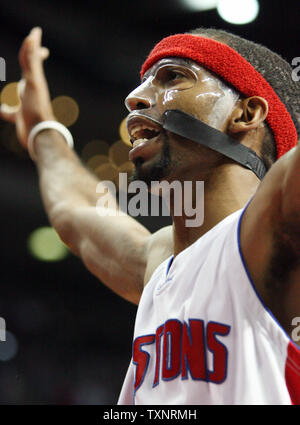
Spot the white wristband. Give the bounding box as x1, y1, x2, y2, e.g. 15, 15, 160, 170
27, 120, 74, 161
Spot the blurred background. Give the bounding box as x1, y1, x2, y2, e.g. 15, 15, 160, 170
0, 0, 299, 404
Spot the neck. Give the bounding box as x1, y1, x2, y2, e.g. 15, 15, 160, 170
170, 163, 259, 257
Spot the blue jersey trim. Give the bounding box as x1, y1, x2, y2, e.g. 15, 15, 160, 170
237, 202, 300, 351
166, 255, 174, 277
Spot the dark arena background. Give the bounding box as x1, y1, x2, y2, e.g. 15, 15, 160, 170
0, 0, 299, 404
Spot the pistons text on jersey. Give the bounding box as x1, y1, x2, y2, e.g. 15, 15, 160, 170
133, 318, 231, 393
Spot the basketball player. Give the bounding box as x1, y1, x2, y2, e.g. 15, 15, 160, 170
1, 27, 300, 404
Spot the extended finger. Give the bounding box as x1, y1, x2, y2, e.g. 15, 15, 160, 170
30, 27, 42, 48
25, 27, 42, 52
19, 27, 46, 77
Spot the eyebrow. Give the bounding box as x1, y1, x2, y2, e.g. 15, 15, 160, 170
142, 58, 191, 81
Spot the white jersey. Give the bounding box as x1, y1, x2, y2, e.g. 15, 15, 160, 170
118, 207, 300, 405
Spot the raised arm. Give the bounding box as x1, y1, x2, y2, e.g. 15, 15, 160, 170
35, 131, 151, 305
0, 27, 154, 304
240, 139, 300, 336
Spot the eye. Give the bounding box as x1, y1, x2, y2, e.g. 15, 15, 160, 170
165, 69, 185, 82
168, 70, 183, 80
154, 66, 188, 86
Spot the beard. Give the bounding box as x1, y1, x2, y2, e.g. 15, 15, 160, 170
130, 133, 171, 186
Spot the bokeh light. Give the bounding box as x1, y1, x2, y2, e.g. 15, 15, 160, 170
0, 82, 21, 108
109, 140, 131, 167
51, 95, 79, 127
27, 227, 69, 262
0, 331, 18, 362
81, 140, 110, 163
86, 154, 109, 172
180, 0, 218, 11
94, 162, 119, 184
118, 161, 134, 176
217, 0, 259, 24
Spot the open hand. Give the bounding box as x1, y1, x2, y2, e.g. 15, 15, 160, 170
0, 27, 56, 148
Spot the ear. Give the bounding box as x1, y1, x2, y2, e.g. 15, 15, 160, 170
227, 96, 269, 134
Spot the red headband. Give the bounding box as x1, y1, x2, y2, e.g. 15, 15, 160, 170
140, 34, 298, 158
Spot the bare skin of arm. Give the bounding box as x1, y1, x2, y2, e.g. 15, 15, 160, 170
0, 27, 173, 305
241, 146, 300, 339
5, 27, 298, 337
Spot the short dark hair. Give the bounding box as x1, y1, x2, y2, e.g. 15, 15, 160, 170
188, 27, 300, 168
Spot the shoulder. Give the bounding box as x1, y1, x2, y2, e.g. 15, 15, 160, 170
240, 150, 300, 337
240, 153, 291, 287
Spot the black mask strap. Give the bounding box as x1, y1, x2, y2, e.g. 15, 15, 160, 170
162, 109, 267, 180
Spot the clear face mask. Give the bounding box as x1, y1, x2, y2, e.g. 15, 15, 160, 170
125, 58, 239, 131
125, 58, 266, 180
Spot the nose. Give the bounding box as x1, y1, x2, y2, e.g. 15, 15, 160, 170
125, 79, 156, 112
125, 94, 150, 112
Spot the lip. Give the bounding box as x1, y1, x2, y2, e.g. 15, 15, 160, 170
129, 133, 163, 161
126, 113, 163, 141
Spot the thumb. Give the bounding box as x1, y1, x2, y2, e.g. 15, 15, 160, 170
0, 103, 18, 123
40, 47, 50, 61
